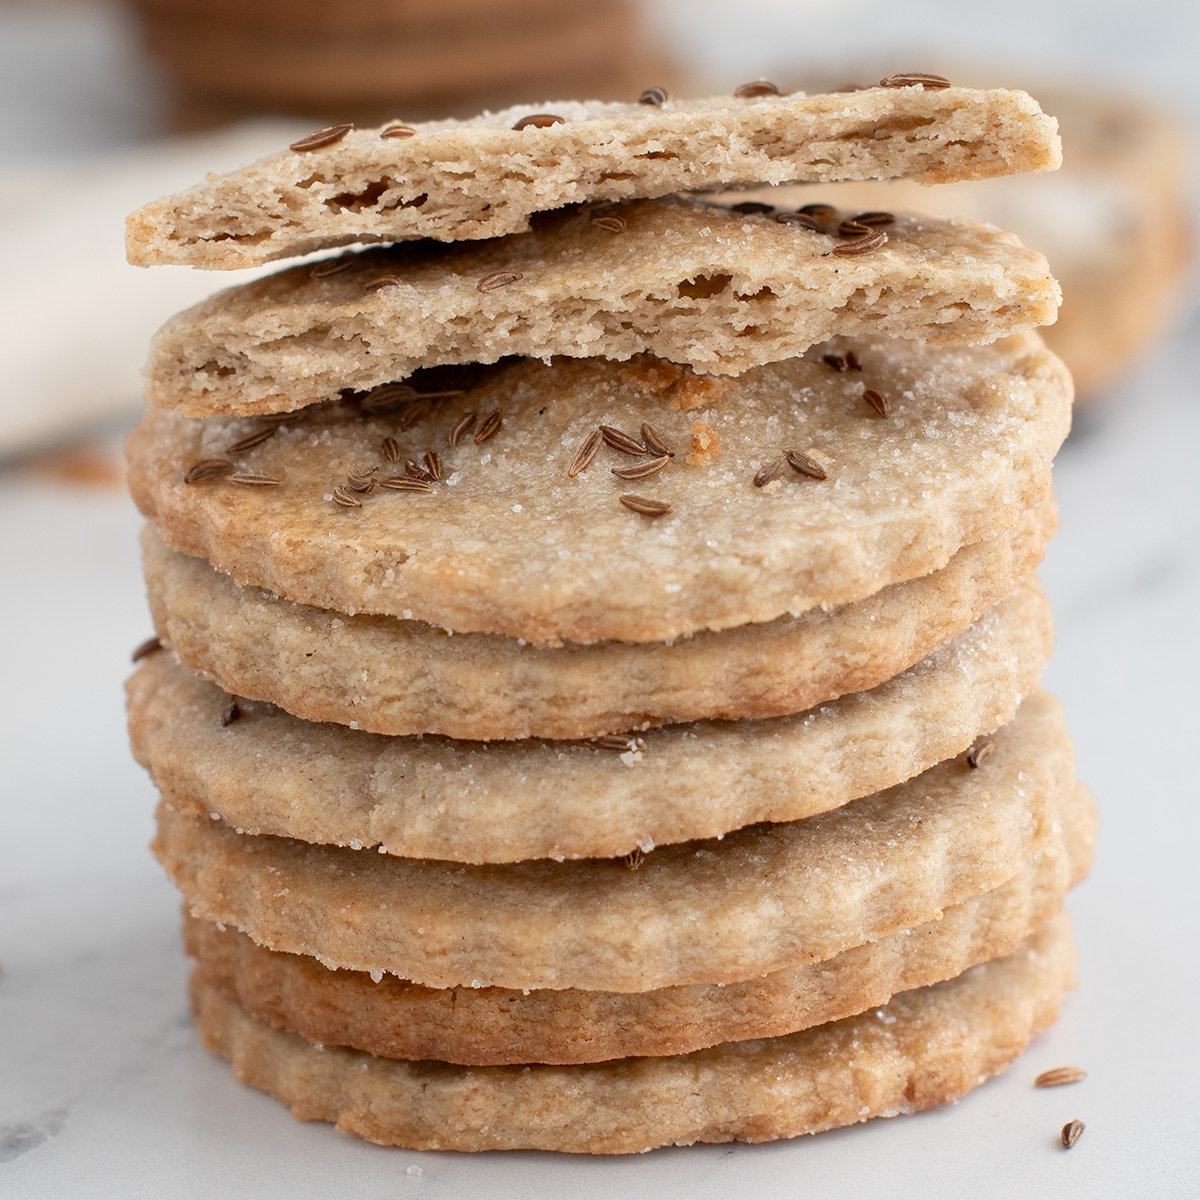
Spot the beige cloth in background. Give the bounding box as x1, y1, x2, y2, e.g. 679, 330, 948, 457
0, 121, 304, 456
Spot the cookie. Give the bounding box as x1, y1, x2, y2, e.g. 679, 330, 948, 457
145, 199, 1060, 418
163, 55, 684, 133
191, 915, 1074, 1152
134, 0, 574, 31
127, 337, 1072, 645
154, 691, 1073, 992
137, 1, 636, 106
125, 86, 1062, 269
131, 573, 1052, 860
141, 499, 1053, 740
185, 782, 1093, 1064
727, 88, 1189, 399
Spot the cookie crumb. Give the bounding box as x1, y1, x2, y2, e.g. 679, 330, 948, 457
687, 420, 723, 465
673, 375, 731, 412
622, 356, 683, 395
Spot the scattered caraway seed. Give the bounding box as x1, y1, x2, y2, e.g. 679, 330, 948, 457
289, 123, 354, 152
131, 636, 162, 663
184, 459, 234, 484
360, 391, 417, 420
776, 212, 823, 231
863, 388, 890, 417
600, 425, 646, 455
381, 437, 401, 463
837, 219, 870, 238
845, 350, 863, 371
967, 740, 995, 768
220, 701, 241, 727
1036, 1067, 1087, 1088
730, 201, 774, 215
227, 472, 283, 486
641, 423, 674, 458
734, 80, 782, 98
569, 429, 602, 477
477, 271, 521, 293
592, 734, 637, 751
474, 409, 503, 443
256, 411, 303, 424
366, 275, 400, 291
638, 86, 668, 105
832, 228, 888, 256
405, 460, 432, 481
226, 427, 276, 454
448, 412, 477, 446
799, 204, 837, 220
347, 466, 377, 493
823, 354, 846, 372
879, 72, 951, 89
753, 457, 786, 487
620, 494, 671, 516
423, 451, 442, 481
786, 450, 828, 480
612, 454, 670, 481
310, 256, 356, 279
512, 113, 566, 129
624, 848, 646, 869
381, 476, 435, 494
380, 121, 416, 139
1061, 1120, 1085, 1149
591, 215, 627, 234
396, 400, 431, 430
853, 211, 895, 227
332, 485, 362, 508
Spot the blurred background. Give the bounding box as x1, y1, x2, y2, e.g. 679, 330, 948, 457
2, 2, 1198, 1196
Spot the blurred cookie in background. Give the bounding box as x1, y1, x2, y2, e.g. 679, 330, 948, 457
127, 0, 677, 127
727, 85, 1191, 403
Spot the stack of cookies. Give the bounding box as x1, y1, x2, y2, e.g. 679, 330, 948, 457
128, 0, 661, 130
125, 82, 1093, 1153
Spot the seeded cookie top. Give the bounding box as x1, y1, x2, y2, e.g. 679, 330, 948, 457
146, 198, 1061, 418
126, 334, 1071, 644
126, 86, 1061, 269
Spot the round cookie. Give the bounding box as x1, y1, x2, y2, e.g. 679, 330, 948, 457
733, 87, 1190, 399
138, 2, 635, 106
144, 200, 1060, 418
185, 783, 1093, 1064
154, 692, 1074, 992
131, 575, 1053, 860
134, 0, 587, 37
126, 336, 1073, 644
125, 87, 1062, 269
142, 499, 1053, 740
191, 916, 1074, 1153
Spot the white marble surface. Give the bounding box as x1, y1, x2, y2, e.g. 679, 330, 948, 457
2, 1, 1200, 1196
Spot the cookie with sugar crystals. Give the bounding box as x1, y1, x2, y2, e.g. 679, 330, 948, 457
730, 87, 1191, 398
155, 692, 1073, 992
126, 336, 1072, 645
185, 782, 1093, 1064
144, 199, 1060, 418
191, 915, 1075, 1153
125, 86, 1061, 269
131, 574, 1052, 860
141, 502, 1052, 741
